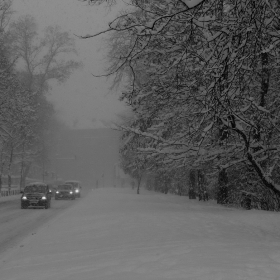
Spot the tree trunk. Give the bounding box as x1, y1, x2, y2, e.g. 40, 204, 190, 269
20, 142, 25, 192
8, 174, 11, 192
189, 169, 196, 199
137, 175, 142, 194
7, 146, 13, 192
254, 52, 270, 142
217, 169, 228, 204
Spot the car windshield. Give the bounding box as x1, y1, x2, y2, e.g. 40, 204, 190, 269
25, 185, 46, 193
58, 185, 72, 190
65, 182, 79, 188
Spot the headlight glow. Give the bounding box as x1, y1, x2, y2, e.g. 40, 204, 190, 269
22, 196, 27, 200
41, 196, 47, 200
70, 191, 73, 194
56, 191, 59, 194
75, 189, 79, 193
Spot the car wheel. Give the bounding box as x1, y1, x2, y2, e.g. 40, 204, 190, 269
45, 202, 49, 209
21, 204, 26, 209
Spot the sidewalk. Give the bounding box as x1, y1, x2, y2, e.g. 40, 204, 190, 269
0, 194, 21, 202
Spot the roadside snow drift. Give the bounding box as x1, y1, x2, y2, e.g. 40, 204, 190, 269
0, 187, 280, 280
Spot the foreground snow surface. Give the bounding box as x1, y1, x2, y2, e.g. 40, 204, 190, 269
1, 188, 280, 280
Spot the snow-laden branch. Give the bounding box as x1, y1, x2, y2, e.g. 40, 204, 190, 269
179, 0, 205, 8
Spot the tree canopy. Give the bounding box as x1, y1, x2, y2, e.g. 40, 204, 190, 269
82, 0, 280, 208
0, 7, 81, 186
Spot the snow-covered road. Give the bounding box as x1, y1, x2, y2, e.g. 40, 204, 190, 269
0, 187, 280, 280
0, 194, 85, 256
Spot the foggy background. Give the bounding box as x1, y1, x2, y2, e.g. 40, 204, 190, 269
51, 128, 121, 187
10, 0, 130, 186
13, 0, 128, 130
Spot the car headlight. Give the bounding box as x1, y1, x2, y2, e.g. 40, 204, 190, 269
75, 189, 79, 193
41, 196, 47, 200
22, 196, 27, 200
70, 191, 73, 194
56, 191, 59, 194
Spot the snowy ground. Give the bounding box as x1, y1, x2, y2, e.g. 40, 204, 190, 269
0, 194, 21, 202
0, 187, 280, 280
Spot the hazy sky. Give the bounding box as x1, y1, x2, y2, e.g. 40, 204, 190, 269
12, 0, 128, 129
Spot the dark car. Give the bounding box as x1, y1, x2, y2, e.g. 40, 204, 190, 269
64, 180, 82, 198
55, 184, 76, 200
21, 182, 52, 209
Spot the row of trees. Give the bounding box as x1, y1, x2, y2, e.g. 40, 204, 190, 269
0, 0, 80, 191
84, 0, 280, 210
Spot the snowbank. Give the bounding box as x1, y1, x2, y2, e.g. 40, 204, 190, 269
0, 194, 21, 202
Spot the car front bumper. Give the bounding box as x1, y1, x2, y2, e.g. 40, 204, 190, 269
21, 200, 48, 208
74, 191, 80, 197
55, 193, 75, 199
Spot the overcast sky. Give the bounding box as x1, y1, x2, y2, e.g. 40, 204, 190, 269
12, 0, 129, 129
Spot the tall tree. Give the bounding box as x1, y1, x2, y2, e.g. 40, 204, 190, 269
81, 0, 280, 208
9, 15, 81, 93
7, 15, 81, 181
0, 34, 35, 190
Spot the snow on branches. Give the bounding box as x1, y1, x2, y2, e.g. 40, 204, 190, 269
82, 0, 280, 199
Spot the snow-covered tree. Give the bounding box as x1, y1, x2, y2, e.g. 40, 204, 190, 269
82, 0, 280, 208
9, 15, 81, 93
120, 127, 151, 194
0, 32, 36, 190
6, 15, 82, 181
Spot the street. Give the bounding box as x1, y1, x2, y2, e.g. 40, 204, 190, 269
0, 193, 87, 256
